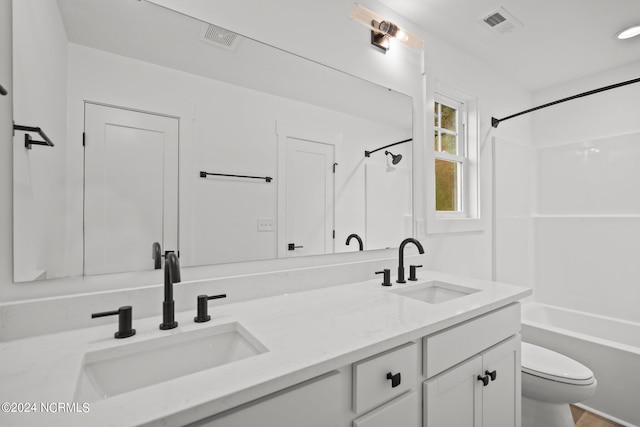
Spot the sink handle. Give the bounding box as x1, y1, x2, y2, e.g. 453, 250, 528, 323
375, 269, 392, 286
408, 264, 423, 281
194, 294, 227, 323
92, 306, 136, 339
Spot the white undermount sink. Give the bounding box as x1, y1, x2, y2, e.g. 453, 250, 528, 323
391, 280, 480, 304
75, 322, 267, 402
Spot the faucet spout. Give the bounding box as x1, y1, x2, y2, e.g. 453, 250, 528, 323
346, 233, 364, 251
397, 238, 424, 283
160, 252, 181, 330
152, 242, 162, 270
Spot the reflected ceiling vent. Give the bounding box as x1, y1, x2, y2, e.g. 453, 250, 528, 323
479, 7, 523, 35
200, 23, 241, 50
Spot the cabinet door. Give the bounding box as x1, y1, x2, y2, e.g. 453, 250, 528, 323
482, 336, 521, 427
423, 356, 482, 427
193, 371, 343, 427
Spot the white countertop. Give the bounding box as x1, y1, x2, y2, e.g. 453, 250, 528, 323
0, 271, 530, 426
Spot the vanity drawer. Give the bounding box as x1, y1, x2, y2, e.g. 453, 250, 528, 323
353, 342, 417, 415
423, 303, 520, 378
353, 391, 418, 427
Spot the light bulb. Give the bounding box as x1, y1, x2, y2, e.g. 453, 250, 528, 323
617, 24, 640, 40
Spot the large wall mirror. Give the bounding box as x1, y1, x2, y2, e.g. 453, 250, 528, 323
12, 0, 413, 283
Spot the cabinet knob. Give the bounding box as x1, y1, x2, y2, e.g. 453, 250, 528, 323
486, 370, 497, 382
477, 374, 490, 387
386, 372, 401, 388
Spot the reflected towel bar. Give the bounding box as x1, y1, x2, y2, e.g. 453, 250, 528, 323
13, 124, 55, 149
200, 171, 272, 183
491, 76, 640, 128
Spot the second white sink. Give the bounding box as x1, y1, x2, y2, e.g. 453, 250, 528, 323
75, 322, 267, 402
391, 281, 480, 304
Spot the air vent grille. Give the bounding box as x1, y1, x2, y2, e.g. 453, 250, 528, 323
484, 13, 506, 27
479, 7, 522, 35
200, 23, 241, 50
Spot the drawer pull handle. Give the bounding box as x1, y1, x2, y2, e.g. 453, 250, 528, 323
486, 370, 497, 382
477, 374, 490, 387
386, 372, 401, 388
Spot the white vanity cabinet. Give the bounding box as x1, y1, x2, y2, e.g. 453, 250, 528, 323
422, 304, 522, 427
192, 371, 343, 427
188, 304, 522, 427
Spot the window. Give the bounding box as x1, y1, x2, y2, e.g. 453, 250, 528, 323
434, 95, 465, 214
426, 82, 481, 234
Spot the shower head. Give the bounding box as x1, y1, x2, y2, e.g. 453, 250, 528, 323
385, 150, 402, 165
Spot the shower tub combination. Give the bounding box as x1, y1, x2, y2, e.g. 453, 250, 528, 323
521, 302, 640, 427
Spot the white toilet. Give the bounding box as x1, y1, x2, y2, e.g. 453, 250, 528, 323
521, 342, 597, 427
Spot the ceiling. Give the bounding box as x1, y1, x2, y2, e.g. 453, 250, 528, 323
379, 0, 640, 91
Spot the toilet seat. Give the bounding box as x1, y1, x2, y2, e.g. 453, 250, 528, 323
522, 342, 595, 386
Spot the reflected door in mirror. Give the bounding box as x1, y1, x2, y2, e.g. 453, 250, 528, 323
83, 103, 179, 275
284, 137, 335, 258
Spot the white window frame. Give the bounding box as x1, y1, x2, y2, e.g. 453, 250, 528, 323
426, 81, 482, 234
434, 94, 467, 218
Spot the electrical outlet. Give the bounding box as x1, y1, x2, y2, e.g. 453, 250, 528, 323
257, 217, 275, 232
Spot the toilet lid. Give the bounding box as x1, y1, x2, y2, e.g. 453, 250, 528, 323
521, 342, 595, 385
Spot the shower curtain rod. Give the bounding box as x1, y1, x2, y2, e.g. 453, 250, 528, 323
491, 76, 640, 128
365, 138, 412, 157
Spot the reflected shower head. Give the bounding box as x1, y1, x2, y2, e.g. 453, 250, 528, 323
385, 150, 402, 165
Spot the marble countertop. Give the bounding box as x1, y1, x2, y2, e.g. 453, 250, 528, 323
0, 271, 530, 426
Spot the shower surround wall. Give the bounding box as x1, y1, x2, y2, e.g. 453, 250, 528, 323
532, 60, 640, 323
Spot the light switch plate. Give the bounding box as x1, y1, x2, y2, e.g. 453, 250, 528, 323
257, 217, 275, 232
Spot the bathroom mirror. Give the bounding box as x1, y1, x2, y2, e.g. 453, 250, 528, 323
12, 0, 413, 283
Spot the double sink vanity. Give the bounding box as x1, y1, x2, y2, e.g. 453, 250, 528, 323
0, 268, 530, 426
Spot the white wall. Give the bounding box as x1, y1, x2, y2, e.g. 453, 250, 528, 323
0, 0, 532, 303
532, 60, 640, 322
11, 0, 68, 281
0, 1, 13, 290
493, 138, 535, 290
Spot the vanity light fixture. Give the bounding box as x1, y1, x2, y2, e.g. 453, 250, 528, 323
616, 24, 640, 40
349, 3, 423, 52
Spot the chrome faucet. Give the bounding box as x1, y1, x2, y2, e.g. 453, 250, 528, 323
397, 238, 425, 283
346, 233, 364, 251
159, 252, 181, 330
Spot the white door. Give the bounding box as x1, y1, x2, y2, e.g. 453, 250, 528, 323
283, 137, 334, 258
83, 103, 179, 275
482, 336, 521, 427
424, 355, 483, 427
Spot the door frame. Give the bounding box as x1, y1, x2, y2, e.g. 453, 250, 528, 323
66, 78, 195, 275
82, 101, 180, 275
275, 120, 342, 259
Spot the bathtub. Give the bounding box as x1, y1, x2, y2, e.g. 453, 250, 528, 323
521, 302, 640, 427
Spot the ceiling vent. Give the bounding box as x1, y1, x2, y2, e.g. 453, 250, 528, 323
200, 23, 241, 50
479, 7, 523, 35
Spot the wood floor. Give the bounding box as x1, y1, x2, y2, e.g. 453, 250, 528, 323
570, 405, 625, 427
